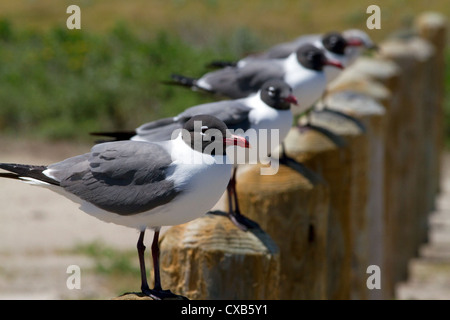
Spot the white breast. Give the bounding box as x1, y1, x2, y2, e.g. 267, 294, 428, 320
283, 54, 327, 113
246, 95, 293, 146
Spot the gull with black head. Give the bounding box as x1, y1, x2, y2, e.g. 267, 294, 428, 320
169, 44, 343, 113
0, 115, 249, 300
210, 29, 377, 83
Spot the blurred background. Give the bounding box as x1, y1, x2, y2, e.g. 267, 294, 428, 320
0, 0, 448, 143
0, 0, 448, 299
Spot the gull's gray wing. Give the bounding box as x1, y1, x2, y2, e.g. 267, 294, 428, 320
263, 34, 321, 59
242, 34, 321, 61
48, 141, 180, 215
136, 100, 253, 141
201, 60, 285, 98
254, 41, 301, 60
176, 100, 252, 131
135, 117, 184, 141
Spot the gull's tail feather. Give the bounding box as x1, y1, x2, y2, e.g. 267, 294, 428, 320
163, 74, 217, 96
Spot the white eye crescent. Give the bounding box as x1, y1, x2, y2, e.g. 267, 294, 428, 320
200, 125, 208, 136
267, 86, 276, 96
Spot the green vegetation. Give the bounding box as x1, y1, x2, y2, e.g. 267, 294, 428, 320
0, 19, 265, 140
0, 1, 447, 144
70, 240, 141, 295
71, 241, 138, 276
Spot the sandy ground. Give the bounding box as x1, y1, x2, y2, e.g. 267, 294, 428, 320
0, 138, 134, 298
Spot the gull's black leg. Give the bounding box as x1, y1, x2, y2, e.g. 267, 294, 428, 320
226, 167, 260, 231
137, 230, 151, 294
150, 228, 162, 292
139, 228, 188, 300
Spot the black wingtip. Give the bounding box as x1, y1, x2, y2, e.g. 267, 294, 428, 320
168, 74, 197, 88
0, 163, 59, 186
89, 131, 137, 142
0, 172, 21, 181
160, 79, 182, 87
206, 60, 237, 69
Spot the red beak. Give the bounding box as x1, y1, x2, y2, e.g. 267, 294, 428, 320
224, 134, 250, 148
346, 38, 364, 47
283, 94, 298, 106
325, 59, 344, 69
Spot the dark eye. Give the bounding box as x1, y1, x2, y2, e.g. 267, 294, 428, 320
306, 51, 316, 60
330, 36, 339, 45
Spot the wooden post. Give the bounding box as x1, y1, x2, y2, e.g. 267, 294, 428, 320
331, 56, 400, 299
379, 36, 436, 292
337, 31, 445, 297
158, 212, 280, 300
327, 57, 397, 107
276, 115, 361, 300
416, 12, 448, 213
305, 109, 366, 300
235, 162, 329, 299
322, 91, 386, 300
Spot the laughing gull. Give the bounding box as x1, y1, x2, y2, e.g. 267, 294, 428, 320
209, 30, 376, 83
169, 44, 343, 113
0, 115, 250, 300
92, 79, 298, 230
218, 30, 376, 129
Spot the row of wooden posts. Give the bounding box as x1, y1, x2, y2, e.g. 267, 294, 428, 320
155, 12, 447, 300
